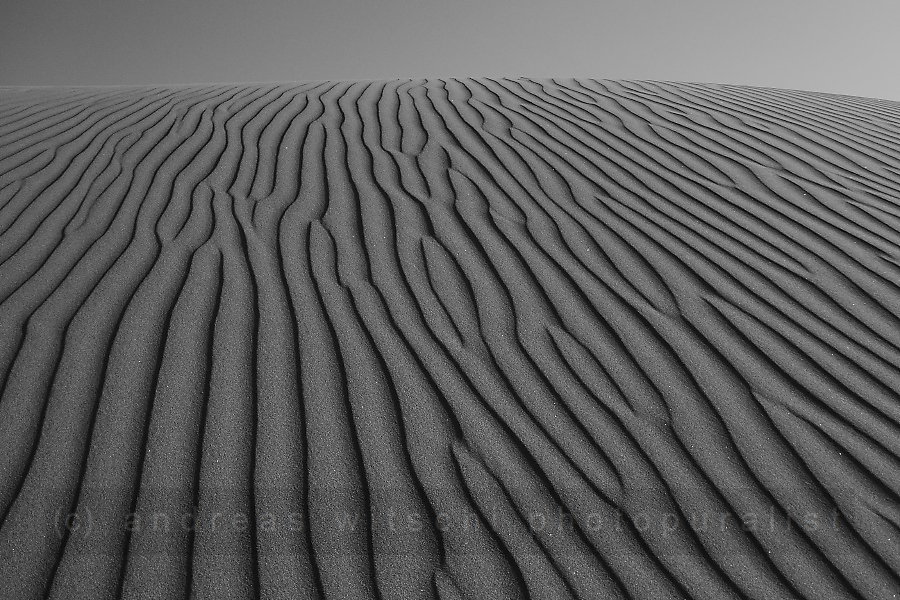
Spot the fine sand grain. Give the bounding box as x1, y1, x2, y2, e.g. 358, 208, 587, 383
0, 79, 898, 599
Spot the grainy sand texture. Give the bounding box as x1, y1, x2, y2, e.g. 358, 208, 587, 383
0, 79, 898, 600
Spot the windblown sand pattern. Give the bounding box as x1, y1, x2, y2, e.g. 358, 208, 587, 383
0, 79, 898, 600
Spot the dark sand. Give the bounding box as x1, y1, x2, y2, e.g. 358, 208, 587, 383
0, 79, 898, 600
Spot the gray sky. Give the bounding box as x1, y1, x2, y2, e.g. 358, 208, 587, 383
2, 0, 898, 101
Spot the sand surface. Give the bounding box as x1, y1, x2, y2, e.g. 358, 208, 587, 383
0, 79, 898, 599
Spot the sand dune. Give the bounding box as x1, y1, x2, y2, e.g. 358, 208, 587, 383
0, 79, 898, 600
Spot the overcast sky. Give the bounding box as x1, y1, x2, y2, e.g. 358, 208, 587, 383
2, 0, 898, 101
